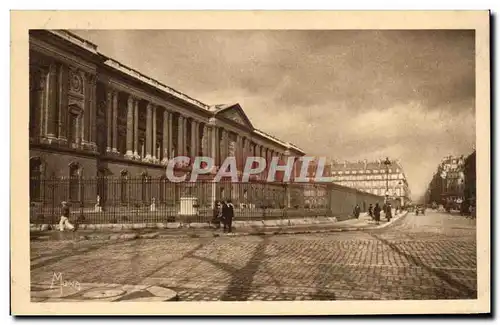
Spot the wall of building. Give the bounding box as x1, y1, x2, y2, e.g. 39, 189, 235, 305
30, 148, 98, 178
328, 184, 385, 217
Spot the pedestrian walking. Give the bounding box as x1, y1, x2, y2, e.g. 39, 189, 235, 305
353, 204, 361, 219
373, 203, 381, 225
59, 201, 75, 232
368, 204, 373, 219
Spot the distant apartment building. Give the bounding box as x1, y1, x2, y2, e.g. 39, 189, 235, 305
435, 155, 466, 204
330, 159, 411, 206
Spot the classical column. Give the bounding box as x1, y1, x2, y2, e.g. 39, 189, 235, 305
196, 122, 201, 156
57, 64, 68, 143
133, 98, 139, 159
152, 104, 157, 162
89, 74, 97, 149
82, 73, 91, 146
190, 120, 197, 159
31, 68, 47, 139
236, 135, 242, 171
125, 95, 134, 158
202, 124, 209, 156
168, 112, 173, 158
221, 129, 228, 162
211, 125, 219, 167
243, 138, 249, 169
144, 103, 153, 161
241, 138, 246, 169
106, 89, 113, 152
262, 147, 268, 179
161, 109, 170, 164
177, 115, 184, 156
183, 117, 188, 156
111, 90, 118, 153
45, 63, 58, 142
248, 139, 252, 160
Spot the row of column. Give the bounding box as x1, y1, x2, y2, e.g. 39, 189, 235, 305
212, 128, 295, 180
105, 87, 214, 164
31, 65, 298, 178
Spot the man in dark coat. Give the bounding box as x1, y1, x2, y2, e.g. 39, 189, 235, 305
373, 203, 381, 225
222, 199, 235, 233
368, 204, 373, 219
211, 200, 222, 229
353, 204, 361, 219
386, 203, 392, 221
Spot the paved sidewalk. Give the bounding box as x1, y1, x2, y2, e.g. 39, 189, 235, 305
30, 211, 408, 242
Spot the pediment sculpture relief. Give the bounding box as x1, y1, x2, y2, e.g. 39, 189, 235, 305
221, 109, 249, 127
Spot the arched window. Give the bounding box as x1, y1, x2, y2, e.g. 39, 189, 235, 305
30, 158, 42, 202
120, 170, 128, 204
69, 162, 80, 202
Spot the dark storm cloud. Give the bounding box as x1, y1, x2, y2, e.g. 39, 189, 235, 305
72, 29, 476, 199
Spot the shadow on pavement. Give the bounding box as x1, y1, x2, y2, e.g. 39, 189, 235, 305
369, 233, 477, 299
218, 236, 270, 301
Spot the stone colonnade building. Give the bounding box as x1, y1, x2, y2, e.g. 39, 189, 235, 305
29, 30, 305, 208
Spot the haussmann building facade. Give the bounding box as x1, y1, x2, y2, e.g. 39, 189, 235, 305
330, 159, 411, 207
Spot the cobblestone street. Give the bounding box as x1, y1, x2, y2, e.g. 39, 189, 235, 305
30, 210, 477, 301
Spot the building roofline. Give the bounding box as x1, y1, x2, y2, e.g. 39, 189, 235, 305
47, 30, 99, 54
45, 29, 304, 153
103, 58, 210, 111
253, 129, 305, 154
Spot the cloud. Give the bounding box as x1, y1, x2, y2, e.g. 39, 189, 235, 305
71, 29, 475, 200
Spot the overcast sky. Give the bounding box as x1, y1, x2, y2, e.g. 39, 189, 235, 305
72, 29, 476, 200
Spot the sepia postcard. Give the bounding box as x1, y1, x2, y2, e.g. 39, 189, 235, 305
11, 10, 490, 315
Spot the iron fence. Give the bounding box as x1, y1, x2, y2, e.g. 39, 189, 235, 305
30, 177, 331, 225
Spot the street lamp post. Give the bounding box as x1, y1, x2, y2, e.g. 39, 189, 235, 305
383, 157, 391, 203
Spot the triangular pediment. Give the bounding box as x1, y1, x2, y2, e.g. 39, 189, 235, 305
213, 103, 254, 130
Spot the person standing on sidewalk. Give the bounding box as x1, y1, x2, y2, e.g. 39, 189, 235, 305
222, 199, 235, 233
353, 204, 361, 219
211, 200, 223, 229
386, 203, 392, 221
368, 204, 373, 220
59, 201, 75, 232
373, 203, 381, 225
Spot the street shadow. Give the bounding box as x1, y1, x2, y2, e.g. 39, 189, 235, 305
369, 233, 477, 299
127, 241, 208, 286
306, 263, 337, 301
30, 239, 133, 270
218, 235, 271, 301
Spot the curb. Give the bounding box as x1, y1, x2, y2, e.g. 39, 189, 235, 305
34, 212, 408, 241
372, 211, 408, 229
31, 212, 409, 241
29, 213, 365, 233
